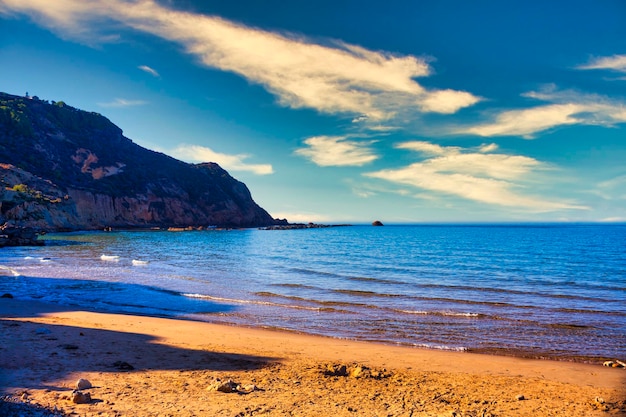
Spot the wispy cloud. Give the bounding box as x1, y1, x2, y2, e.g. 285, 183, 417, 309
269, 212, 333, 223
577, 54, 626, 73
97, 98, 147, 107
138, 65, 159, 77
365, 141, 587, 211
0, 0, 480, 125
458, 86, 626, 138
595, 174, 626, 200
295, 135, 378, 167
171, 144, 273, 175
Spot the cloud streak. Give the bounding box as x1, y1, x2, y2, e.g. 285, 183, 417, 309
458, 87, 626, 138
97, 98, 147, 107
138, 65, 159, 77
0, 0, 480, 125
365, 141, 587, 211
577, 54, 626, 73
171, 144, 273, 175
295, 135, 378, 167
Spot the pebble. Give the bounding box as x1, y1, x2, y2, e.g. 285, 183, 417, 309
76, 378, 92, 390
207, 379, 258, 394
35, 327, 51, 335
603, 360, 625, 368
112, 360, 135, 370
516, 394, 525, 401
71, 390, 91, 404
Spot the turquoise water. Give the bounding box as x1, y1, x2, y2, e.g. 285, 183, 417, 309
1, 224, 625, 362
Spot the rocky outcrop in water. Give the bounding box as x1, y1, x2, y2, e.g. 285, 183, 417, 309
0, 92, 286, 232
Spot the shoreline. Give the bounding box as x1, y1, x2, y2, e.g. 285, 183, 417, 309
2, 298, 625, 416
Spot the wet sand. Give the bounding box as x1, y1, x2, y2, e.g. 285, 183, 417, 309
1, 298, 624, 416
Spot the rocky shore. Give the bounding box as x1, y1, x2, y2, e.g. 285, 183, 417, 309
0, 224, 43, 247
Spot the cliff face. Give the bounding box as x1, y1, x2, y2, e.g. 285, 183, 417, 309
0, 92, 284, 230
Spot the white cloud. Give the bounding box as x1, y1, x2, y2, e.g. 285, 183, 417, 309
417, 89, 482, 114
577, 54, 626, 73
97, 98, 147, 107
596, 174, 626, 200
171, 144, 273, 175
269, 212, 333, 223
365, 141, 587, 211
599, 217, 626, 222
1, 0, 480, 124
461, 103, 584, 138
458, 87, 626, 138
138, 65, 159, 77
294, 135, 378, 167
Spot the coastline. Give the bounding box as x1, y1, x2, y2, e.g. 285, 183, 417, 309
2, 298, 624, 416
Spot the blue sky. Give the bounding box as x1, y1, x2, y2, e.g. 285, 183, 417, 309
1, 0, 625, 223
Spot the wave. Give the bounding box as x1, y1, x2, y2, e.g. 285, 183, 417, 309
346, 276, 408, 285
409, 343, 468, 352
182, 293, 347, 313
332, 289, 403, 298
132, 259, 149, 266
412, 282, 624, 304
395, 309, 484, 318
272, 283, 318, 290
0, 265, 21, 277
100, 255, 120, 261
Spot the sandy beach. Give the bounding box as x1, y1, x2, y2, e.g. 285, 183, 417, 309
1, 298, 624, 416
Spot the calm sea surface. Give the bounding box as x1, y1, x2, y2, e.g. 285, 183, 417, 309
1, 224, 625, 362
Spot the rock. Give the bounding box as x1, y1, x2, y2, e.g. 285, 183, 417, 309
207, 379, 258, 394
71, 390, 91, 404
112, 361, 134, 370
516, 394, 525, 401
35, 327, 52, 335
76, 378, 92, 390
208, 379, 238, 393
0, 293, 13, 298
58, 343, 79, 350
372, 220, 384, 226
0, 224, 43, 247
236, 384, 258, 394
603, 360, 625, 368
324, 364, 348, 377
0, 93, 285, 231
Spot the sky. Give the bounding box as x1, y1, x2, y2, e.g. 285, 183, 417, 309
1, 0, 625, 224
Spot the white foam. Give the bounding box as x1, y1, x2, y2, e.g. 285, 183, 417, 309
412, 343, 468, 352
398, 309, 479, 317
132, 259, 149, 266
0, 265, 21, 277
182, 293, 322, 311
100, 255, 120, 261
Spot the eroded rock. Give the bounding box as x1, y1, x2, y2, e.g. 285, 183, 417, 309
71, 390, 91, 404
76, 378, 92, 390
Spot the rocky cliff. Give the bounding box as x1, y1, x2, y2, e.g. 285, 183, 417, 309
0, 92, 285, 231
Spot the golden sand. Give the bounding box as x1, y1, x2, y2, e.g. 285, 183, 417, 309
1, 298, 624, 416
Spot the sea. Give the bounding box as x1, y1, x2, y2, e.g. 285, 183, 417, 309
1, 224, 625, 363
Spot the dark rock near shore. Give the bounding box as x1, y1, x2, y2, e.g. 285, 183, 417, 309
372, 220, 384, 226
0, 223, 43, 247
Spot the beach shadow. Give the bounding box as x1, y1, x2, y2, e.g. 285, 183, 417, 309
0, 300, 278, 394
0, 274, 238, 317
